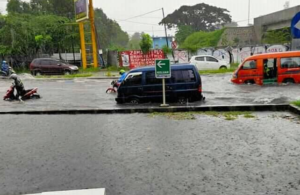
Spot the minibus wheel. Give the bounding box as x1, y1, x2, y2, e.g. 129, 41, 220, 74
245, 80, 255, 84
283, 78, 295, 84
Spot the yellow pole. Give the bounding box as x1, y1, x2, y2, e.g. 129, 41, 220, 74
79, 22, 87, 69
89, 0, 98, 68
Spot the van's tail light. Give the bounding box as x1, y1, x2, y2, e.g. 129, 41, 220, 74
198, 85, 202, 92
30, 63, 33, 69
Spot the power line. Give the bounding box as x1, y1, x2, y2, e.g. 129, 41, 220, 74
118, 20, 160, 26
124, 30, 165, 32
120, 8, 162, 22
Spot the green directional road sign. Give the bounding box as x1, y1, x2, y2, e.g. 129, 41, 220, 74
155, 59, 171, 79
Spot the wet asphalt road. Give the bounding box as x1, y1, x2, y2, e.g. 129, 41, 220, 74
1, 112, 300, 195
0, 74, 300, 112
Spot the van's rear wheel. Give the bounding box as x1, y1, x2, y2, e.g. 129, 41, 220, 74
219, 66, 227, 70
178, 96, 188, 104
129, 98, 140, 105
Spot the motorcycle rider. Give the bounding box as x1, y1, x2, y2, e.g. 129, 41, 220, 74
1, 61, 9, 75
112, 69, 127, 89
10, 74, 26, 100
1, 60, 15, 76
118, 69, 127, 83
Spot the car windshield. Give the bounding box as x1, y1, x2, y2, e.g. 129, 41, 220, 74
1, 1, 300, 195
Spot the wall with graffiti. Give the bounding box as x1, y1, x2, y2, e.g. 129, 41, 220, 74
177, 44, 290, 64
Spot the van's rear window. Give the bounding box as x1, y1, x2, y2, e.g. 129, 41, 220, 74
172, 70, 196, 83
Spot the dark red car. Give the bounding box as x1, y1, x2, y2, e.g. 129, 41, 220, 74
30, 58, 79, 76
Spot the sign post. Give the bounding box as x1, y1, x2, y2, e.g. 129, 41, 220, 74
155, 59, 171, 107
291, 12, 300, 50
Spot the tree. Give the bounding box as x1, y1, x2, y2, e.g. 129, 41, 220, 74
139, 34, 153, 64
175, 25, 195, 45
159, 3, 232, 32
162, 45, 172, 57
8, 0, 74, 17
139, 34, 153, 55
7, 0, 22, 13
94, 9, 129, 50
128, 32, 143, 50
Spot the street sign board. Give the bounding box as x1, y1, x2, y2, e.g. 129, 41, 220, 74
155, 59, 171, 78
291, 12, 300, 39
75, 0, 89, 22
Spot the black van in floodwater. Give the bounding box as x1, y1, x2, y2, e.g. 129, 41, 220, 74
116, 64, 204, 104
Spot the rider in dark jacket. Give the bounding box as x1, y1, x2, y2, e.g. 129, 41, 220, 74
10, 74, 26, 100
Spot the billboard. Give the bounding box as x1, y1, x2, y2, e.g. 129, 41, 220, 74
75, 0, 89, 22
119, 50, 165, 69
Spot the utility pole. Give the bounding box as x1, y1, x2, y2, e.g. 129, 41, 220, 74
89, 0, 98, 68
162, 8, 169, 48
248, 0, 251, 26
79, 22, 87, 69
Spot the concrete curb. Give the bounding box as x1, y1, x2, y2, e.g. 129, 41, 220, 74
0, 104, 291, 115
289, 105, 300, 115
34, 77, 119, 81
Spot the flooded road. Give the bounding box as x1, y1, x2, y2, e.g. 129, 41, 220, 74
0, 73, 300, 111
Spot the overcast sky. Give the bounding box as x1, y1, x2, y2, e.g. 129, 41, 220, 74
0, 0, 299, 36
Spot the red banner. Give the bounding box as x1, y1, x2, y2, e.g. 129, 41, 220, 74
120, 50, 165, 69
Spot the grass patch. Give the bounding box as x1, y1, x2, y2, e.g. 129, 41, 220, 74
36, 73, 93, 79
14, 68, 30, 74
149, 111, 255, 121
199, 68, 234, 75
106, 66, 130, 72
79, 67, 100, 73
292, 100, 300, 108
199, 63, 239, 75
244, 113, 256, 118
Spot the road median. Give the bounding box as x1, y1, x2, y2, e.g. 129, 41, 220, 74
0, 104, 293, 115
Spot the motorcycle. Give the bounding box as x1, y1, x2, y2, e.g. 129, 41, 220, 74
1, 66, 15, 77
106, 80, 119, 93
3, 86, 41, 101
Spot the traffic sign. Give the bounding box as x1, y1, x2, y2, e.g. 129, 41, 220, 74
172, 41, 178, 49
155, 59, 171, 79
291, 12, 300, 39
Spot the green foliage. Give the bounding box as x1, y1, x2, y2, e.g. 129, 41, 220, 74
175, 25, 195, 45
139, 34, 153, 55
162, 45, 172, 57
233, 37, 240, 45
0, 13, 73, 57
292, 100, 300, 108
94, 9, 129, 50
128, 32, 143, 50
263, 28, 291, 44
7, 0, 22, 13
149, 111, 255, 121
1, 3, 128, 61
8, 0, 74, 18
182, 29, 225, 52
160, 3, 232, 31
